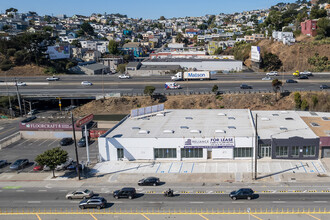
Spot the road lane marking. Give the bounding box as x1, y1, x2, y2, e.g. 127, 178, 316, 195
190, 202, 204, 204
0, 127, 16, 136
313, 201, 328, 203
38, 190, 47, 192
36, 214, 41, 220
141, 214, 150, 220
59, 189, 68, 192
307, 214, 321, 220
90, 214, 97, 220
199, 214, 209, 220
272, 201, 286, 203
28, 201, 41, 203
250, 214, 263, 220
16, 190, 24, 192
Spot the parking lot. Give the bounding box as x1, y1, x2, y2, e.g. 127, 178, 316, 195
0, 138, 99, 174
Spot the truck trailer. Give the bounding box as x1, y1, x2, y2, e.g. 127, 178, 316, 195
171, 71, 211, 81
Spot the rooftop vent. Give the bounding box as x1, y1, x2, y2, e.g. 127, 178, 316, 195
280, 126, 288, 131
228, 116, 235, 120
156, 113, 165, 117
310, 122, 320, 127
272, 114, 279, 116
285, 117, 294, 120
180, 126, 189, 129
261, 117, 270, 121
190, 129, 201, 133
131, 127, 140, 130
228, 126, 236, 129
322, 117, 329, 121
217, 113, 227, 116
280, 111, 288, 114
215, 130, 226, 133
138, 130, 149, 134
185, 117, 193, 120
163, 130, 174, 134
310, 112, 318, 116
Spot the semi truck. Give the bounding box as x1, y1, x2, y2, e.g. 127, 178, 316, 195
171, 71, 211, 81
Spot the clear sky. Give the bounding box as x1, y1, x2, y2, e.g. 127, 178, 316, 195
2, 0, 296, 19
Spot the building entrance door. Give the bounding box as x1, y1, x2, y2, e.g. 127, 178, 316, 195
260, 146, 270, 158
207, 151, 212, 159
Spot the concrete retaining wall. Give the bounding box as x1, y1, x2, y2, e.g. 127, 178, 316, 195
0, 132, 21, 149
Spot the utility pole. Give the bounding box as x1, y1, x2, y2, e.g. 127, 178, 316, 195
254, 113, 258, 180
71, 112, 81, 180
14, 78, 22, 117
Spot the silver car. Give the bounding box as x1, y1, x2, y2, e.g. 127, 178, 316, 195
66, 189, 94, 200
55, 158, 73, 171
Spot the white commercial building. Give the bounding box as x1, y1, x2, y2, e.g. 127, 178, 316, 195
98, 109, 256, 161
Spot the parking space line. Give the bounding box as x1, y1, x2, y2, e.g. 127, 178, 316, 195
155, 163, 161, 173
168, 162, 173, 173
36, 213, 41, 220
141, 214, 150, 220
90, 214, 97, 220
17, 139, 29, 146
250, 214, 263, 220
178, 162, 183, 173
199, 214, 208, 220
38, 139, 48, 146
307, 213, 321, 220
48, 140, 57, 146
191, 163, 195, 173
300, 162, 307, 173
28, 139, 39, 146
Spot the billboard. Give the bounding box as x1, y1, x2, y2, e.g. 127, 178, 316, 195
251, 46, 261, 62
46, 45, 70, 60
184, 137, 235, 149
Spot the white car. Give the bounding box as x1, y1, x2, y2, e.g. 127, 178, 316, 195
16, 82, 26, 86
118, 74, 131, 79
300, 71, 313, 76
262, 76, 272, 80
81, 81, 93, 86
266, 71, 278, 76
46, 76, 60, 81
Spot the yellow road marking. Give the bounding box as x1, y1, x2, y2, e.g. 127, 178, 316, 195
307, 213, 321, 220
141, 214, 150, 220
250, 214, 263, 220
90, 214, 97, 220
0, 127, 16, 136
36, 214, 41, 220
199, 214, 209, 220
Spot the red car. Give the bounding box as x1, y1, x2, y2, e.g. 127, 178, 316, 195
33, 164, 43, 171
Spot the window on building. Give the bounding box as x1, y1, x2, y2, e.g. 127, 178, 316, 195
292, 146, 299, 157
117, 148, 124, 159
303, 146, 315, 157
181, 148, 203, 158
275, 146, 288, 157
154, 148, 177, 159
234, 148, 252, 157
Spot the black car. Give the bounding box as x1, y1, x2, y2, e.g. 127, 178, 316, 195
60, 137, 73, 146
298, 75, 309, 79
286, 79, 297, 83
77, 137, 88, 147
113, 187, 136, 199
10, 159, 29, 170
79, 197, 107, 209
320, 85, 329, 90
67, 162, 83, 171
240, 84, 252, 89
138, 177, 160, 186
229, 188, 254, 200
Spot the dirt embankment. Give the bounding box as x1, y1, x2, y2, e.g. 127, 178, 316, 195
254, 36, 330, 72
73, 92, 330, 117
0, 64, 46, 76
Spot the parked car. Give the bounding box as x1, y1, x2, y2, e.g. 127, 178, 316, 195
0, 160, 7, 167
298, 75, 309, 79
79, 197, 107, 209
55, 158, 73, 171
261, 76, 272, 81
320, 85, 329, 90
286, 79, 297, 83
77, 137, 88, 148
16, 82, 26, 86
21, 116, 36, 123
81, 81, 93, 86
138, 177, 160, 186
118, 74, 131, 79
229, 188, 254, 200
33, 164, 43, 171
240, 84, 252, 89
10, 159, 29, 170
27, 109, 38, 115
43, 165, 50, 171
66, 189, 94, 200
60, 137, 73, 146
113, 187, 136, 199
46, 76, 60, 81
67, 162, 83, 171
266, 71, 278, 76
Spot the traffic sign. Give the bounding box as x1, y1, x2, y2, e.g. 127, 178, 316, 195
76, 114, 94, 127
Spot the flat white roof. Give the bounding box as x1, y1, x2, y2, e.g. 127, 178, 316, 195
106, 109, 254, 138
253, 110, 319, 139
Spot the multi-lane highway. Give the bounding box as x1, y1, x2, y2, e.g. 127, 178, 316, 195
0, 73, 329, 97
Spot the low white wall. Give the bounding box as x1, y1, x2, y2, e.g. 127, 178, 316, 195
0, 132, 21, 149
20, 131, 82, 139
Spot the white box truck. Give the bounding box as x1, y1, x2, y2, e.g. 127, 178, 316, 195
171, 71, 211, 81
165, 82, 181, 89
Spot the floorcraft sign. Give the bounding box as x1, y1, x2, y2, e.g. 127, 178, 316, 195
184, 138, 235, 148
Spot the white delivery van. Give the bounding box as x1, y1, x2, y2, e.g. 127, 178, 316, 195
165, 82, 181, 89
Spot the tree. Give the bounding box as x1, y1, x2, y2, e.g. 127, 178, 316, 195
5, 8, 18, 13
175, 33, 183, 43
71, 40, 81, 48
261, 53, 282, 71
271, 79, 282, 101
108, 40, 119, 55
116, 64, 126, 73
214, 47, 223, 55
316, 18, 330, 39
35, 147, 68, 178
294, 92, 302, 109
80, 22, 94, 36
159, 16, 166, 20
212, 85, 219, 94
301, 99, 309, 111
310, 6, 327, 19
144, 86, 156, 97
